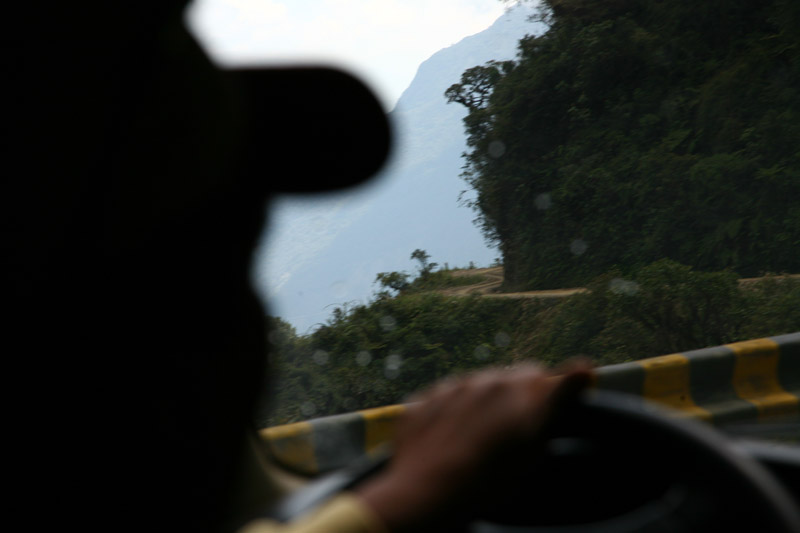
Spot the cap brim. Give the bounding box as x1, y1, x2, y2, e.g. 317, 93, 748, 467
236, 67, 392, 193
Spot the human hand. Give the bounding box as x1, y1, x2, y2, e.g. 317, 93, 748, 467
356, 360, 593, 532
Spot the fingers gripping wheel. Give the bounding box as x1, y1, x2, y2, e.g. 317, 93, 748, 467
265, 391, 800, 532
473, 391, 800, 533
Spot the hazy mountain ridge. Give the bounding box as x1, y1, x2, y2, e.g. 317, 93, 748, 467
256, 5, 544, 333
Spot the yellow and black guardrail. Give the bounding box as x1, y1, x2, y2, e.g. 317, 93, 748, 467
259, 332, 800, 477
594, 332, 799, 424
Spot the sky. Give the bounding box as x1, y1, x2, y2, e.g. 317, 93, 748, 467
185, 0, 520, 328
186, 0, 510, 110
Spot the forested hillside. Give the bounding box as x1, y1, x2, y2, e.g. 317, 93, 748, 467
260, 0, 800, 426
260, 259, 799, 426
259, 5, 538, 333
447, 0, 800, 290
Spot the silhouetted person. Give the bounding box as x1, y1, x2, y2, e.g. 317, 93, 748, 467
7, 4, 590, 532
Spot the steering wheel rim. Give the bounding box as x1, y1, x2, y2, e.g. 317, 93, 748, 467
264, 391, 800, 532
474, 390, 800, 532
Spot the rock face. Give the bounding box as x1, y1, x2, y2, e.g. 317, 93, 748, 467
256, 5, 544, 333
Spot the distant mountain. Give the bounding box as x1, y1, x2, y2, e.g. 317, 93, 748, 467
254, 5, 545, 334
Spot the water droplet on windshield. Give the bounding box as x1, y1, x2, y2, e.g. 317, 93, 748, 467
330, 280, 348, 299
380, 315, 397, 332
534, 192, 552, 211
494, 332, 511, 347
385, 353, 402, 370
342, 397, 357, 411
267, 330, 281, 345
488, 140, 506, 158
312, 349, 329, 365
300, 402, 316, 417
609, 278, 640, 295
474, 345, 491, 360
384, 353, 402, 379
570, 239, 588, 256
356, 350, 372, 366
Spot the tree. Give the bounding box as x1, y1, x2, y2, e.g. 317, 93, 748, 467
411, 249, 438, 278
448, 0, 800, 290
375, 271, 411, 296
445, 61, 514, 111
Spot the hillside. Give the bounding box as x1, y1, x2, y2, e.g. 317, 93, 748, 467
256, 4, 543, 333
258, 0, 800, 426
449, 0, 800, 290
434, 267, 800, 298
435, 266, 588, 298
260, 260, 800, 426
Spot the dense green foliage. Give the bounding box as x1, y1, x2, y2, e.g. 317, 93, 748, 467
516, 260, 800, 366
258, 260, 800, 427
375, 250, 487, 298
258, 290, 526, 426
447, 0, 800, 289
259, 1, 800, 427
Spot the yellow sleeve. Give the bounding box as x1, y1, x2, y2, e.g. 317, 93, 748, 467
238, 493, 389, 533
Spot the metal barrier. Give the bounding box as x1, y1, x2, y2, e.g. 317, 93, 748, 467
259, 332, 800, 476
594, 332, 799, 425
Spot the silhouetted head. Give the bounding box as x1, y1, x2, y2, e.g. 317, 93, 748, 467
9, 4, 390, 531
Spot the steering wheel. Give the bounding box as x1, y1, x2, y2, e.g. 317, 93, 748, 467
265, 391, 800, 532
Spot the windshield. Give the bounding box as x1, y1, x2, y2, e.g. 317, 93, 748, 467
188, 0, 799, 442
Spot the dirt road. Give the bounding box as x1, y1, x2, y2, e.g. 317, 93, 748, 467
436, 267, 799, 300
438, 266, 588, 299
